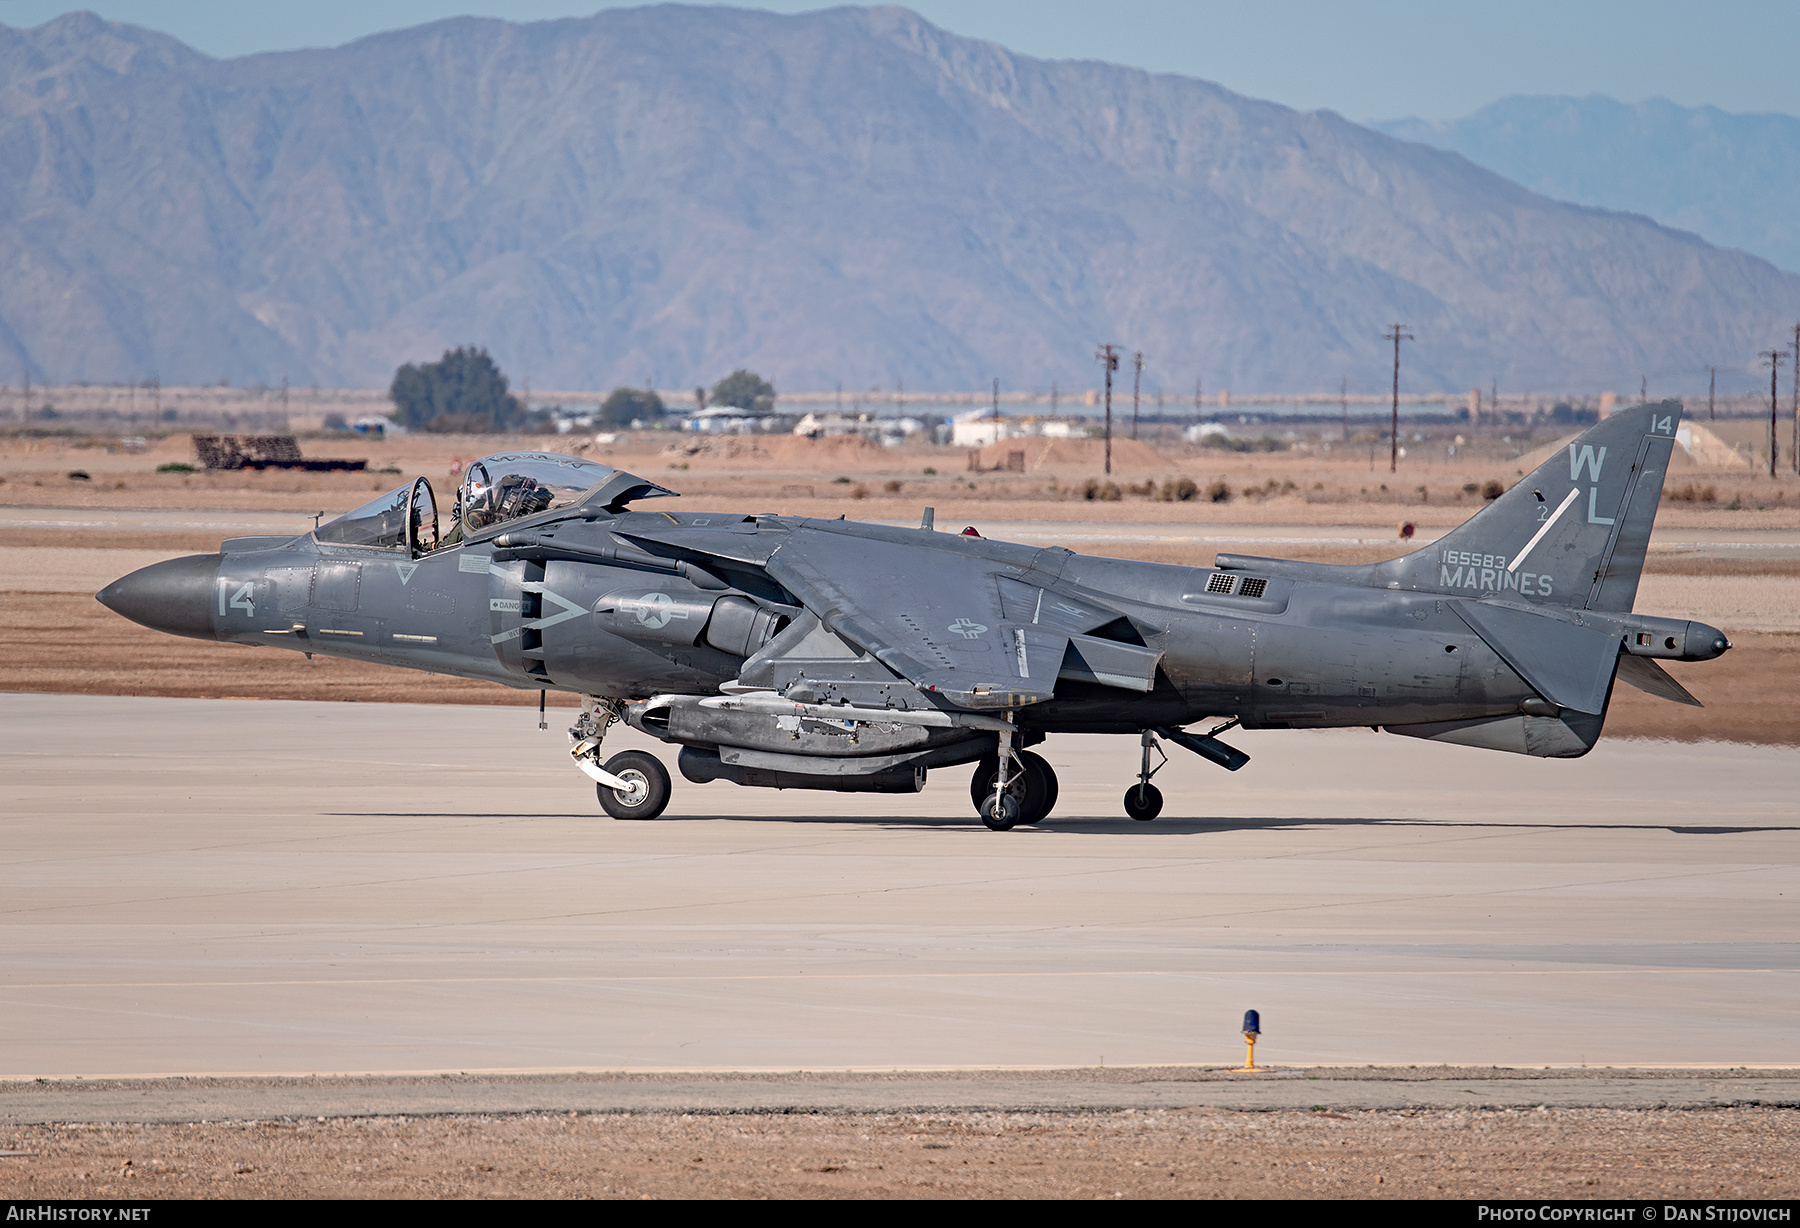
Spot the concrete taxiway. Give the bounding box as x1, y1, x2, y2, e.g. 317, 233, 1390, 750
2, 693, 1795, 1081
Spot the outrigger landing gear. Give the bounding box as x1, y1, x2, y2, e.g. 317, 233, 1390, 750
1122, 720, 1252, 822
570, 696, 673, 820
1125, 730, 1166, 821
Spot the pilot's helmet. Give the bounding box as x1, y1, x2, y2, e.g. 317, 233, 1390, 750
460, 463, 494, 527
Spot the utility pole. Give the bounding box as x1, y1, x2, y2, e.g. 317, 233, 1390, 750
1050, 379, 1058, 416
1640, 374, 1647, 403
1131, 351, 1144, 440
1384, 323, 1412, 473
1792, 324, 1799, 474
991, 377, 1000, 427
1097, 345, 1120, 475
1341, 376, 1349, 442
1194, 376, 1202, 417
1763, 349, 1785, 479
1707, 366, 1716, 421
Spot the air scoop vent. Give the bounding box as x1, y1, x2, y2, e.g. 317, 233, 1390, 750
1238, 577, 1268, 599
1206, 572, 1235, 595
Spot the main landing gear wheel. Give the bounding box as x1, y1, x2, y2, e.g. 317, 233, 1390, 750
596, 751, 671, 820
1022, 751, 1059, 820
970, 752, 1056, 827
1123, 782, 1164, 822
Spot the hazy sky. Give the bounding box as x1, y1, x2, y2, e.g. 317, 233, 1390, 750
2, 0, 1796, 122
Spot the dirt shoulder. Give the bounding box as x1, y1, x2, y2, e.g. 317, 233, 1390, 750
3, 1066, 1796, 1199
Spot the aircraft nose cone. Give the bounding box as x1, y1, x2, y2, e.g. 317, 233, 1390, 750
96, 553, 222, 641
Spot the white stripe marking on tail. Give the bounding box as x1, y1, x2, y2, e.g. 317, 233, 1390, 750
1507, 487, 1581, 573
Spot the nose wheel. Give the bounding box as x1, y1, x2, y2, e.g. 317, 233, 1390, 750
595, 750, 672, 820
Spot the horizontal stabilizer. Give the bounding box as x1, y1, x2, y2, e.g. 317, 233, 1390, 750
1451, 600, 1619, 715
1615, 653, 1703, 707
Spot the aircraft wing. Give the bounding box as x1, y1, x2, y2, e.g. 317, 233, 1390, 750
616, 518, 1156, 710
766, 529, 1072, 709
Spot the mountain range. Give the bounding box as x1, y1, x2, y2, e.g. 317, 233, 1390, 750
1376, 95, 1800, 278
4, 6, 1800, 394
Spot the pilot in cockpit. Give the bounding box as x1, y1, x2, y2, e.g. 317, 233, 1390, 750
433, 454, 616, 552
313, 452, 627, 558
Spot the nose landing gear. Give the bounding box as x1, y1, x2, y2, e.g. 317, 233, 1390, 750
571, 696, 673, 820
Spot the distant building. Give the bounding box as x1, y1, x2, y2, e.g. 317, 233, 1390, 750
794, 412, 923, 446
951, 409, 1014, 448
1181, 421, 1229, 443
685, 407, 784, 435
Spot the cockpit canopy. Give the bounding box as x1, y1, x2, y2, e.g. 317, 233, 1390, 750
314, 479, 435, 552
312, 451, 676, 556
458, 451, 618, 534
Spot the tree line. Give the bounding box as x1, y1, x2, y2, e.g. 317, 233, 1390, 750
388, 348, 775, 432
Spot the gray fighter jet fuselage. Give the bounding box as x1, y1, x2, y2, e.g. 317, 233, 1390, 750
98, 403, 1728, 827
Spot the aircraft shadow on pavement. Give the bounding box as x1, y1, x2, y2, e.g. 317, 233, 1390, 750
336, 812, 1800, 837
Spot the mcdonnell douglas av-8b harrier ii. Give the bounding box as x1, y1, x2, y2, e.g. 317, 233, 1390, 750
99, 402, 1727, 828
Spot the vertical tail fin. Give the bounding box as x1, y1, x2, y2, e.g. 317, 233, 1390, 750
1374, 401, 1681, 612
